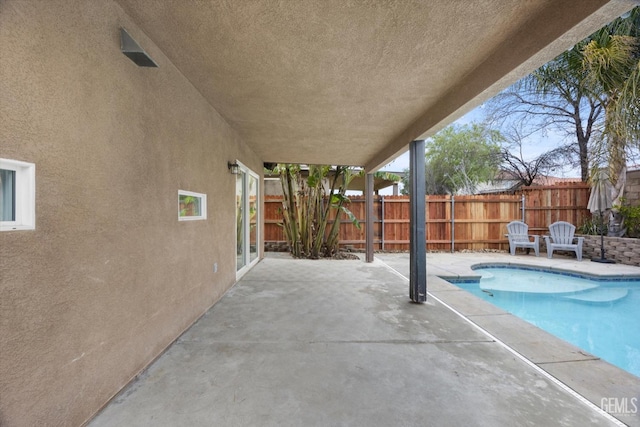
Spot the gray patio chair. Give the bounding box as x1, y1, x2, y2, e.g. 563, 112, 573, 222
506, 221, 540, 256
543, 221, 584, 261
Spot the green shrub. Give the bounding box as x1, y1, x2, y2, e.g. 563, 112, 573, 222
614, 198, 640, 238
579, 216, 607, 235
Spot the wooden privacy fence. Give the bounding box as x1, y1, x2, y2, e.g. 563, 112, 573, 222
264, 183, 591, 251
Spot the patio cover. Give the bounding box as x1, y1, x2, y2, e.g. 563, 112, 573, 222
114, 0, 637, 171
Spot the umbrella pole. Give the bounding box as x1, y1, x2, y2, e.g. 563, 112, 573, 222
591, 211, 615, 263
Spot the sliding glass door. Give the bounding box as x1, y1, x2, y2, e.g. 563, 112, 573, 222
236, 163, 260, 276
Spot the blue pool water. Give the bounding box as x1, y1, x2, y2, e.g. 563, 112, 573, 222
451, 266, 640, 378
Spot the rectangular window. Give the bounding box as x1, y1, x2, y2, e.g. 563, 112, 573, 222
0, 158, 35, 231
1, 169, 16, 221
178, 190, 207, 221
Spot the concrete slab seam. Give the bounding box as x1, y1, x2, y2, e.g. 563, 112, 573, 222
374, 257, 626, 427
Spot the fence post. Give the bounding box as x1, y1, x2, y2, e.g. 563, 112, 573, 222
521, 194, 525, 222
451, 195, 455, 253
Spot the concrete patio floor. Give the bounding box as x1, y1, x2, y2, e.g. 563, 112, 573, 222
89, 252, 639, 426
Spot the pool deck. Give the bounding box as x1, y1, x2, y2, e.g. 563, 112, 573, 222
89, 252, 640, 426
379, 252, 640, 426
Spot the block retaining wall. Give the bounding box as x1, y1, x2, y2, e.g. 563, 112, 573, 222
578, 235, 640, 267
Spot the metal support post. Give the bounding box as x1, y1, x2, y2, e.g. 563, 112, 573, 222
409, 140, 427, 302
365, 172, 374, 263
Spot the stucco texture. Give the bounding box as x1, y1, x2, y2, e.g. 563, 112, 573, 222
114, 0, 634, 171
0, 1, 261, 425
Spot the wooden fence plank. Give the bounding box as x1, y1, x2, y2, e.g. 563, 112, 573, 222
264, 184, 591, 251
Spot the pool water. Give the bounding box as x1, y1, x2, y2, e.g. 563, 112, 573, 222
452, 266, 640, 378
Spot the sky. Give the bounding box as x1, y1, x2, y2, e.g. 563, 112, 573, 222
378, 108, 485, 174
376, 104, 581, 195
380, 105, 577, 173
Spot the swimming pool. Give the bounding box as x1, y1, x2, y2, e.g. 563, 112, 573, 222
450, 265, 640, 378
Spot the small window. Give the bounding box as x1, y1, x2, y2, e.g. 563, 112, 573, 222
178, 190, 207, 221
0, 158, 35, 231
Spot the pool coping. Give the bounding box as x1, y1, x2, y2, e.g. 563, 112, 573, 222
448, 262, 640, 282
421, 254, 640, 426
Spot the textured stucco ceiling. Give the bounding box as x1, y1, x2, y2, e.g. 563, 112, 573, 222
115, 0, 637, 171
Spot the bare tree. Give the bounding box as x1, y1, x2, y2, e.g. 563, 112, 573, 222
499, 126, 574, 186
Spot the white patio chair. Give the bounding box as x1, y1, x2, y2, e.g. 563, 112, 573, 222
506, 221, 540, 256
544, 221, 584, 261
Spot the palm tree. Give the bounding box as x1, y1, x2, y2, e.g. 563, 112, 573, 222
581, 7, 640, 205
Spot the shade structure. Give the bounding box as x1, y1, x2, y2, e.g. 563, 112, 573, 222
588, 170, 615, 263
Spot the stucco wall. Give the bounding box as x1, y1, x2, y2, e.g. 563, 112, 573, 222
0, 1, 262, 425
